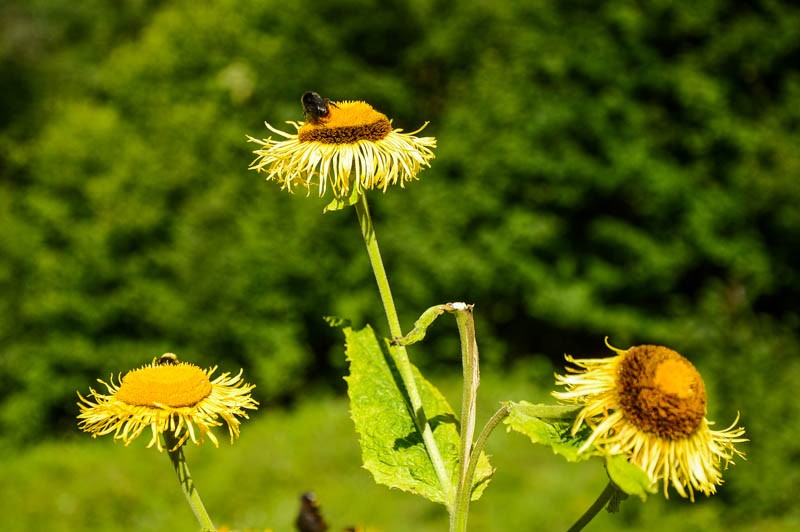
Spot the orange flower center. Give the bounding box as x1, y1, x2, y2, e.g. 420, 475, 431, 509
616, 345, 706, 440
116, 363, 212, 408
298, 101, 392, 144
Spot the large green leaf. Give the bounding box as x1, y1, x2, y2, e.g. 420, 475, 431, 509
504, 401, 592, 462
343, 324, 493, 505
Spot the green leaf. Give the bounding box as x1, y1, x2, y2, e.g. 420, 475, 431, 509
343, 324, 493, 505
504, 401, 593, 462
392, 304, 450, 346
505, 402, 655, 502
323, 189, 361, 213
604, 454, 655, 502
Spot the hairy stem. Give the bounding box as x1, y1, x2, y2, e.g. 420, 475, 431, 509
164, 431, 216, 532
466, 403, 510, 499
450, 305, 480, 532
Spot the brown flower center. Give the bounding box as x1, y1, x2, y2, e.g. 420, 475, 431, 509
116, 363, 212, 408
298, 101, 392, 144
616, 345, 706, 440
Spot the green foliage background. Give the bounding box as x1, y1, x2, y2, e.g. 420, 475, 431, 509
1, 0, 799, 529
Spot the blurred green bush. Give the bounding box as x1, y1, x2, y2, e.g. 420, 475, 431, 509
1, 0, 798, 526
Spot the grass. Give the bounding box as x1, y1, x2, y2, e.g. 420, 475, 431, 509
0, 363, 769, 531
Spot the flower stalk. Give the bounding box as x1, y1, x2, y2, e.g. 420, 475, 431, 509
164, 430, 217, 532
353, 192, 453, 506
567, 481, 617, 532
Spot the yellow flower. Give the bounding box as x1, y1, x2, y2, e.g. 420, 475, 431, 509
247, 98, 436, 198
77, 353, 258, 451
553, 341, 746, 501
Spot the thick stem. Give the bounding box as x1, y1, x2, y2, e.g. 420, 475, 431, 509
450, 307, 480, 532
353, 193, 454, 506
567, 481, 617, 532
164, 431, 216, 532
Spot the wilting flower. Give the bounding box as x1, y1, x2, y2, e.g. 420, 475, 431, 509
553, 341, 746, 501
77, 353, 258, 451
247, 98, 436, 198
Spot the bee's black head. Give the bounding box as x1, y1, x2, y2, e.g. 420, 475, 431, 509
302, 92, 322, 106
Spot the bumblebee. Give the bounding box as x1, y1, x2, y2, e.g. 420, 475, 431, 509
157, 353, 179, 365
301, 91, 338, 125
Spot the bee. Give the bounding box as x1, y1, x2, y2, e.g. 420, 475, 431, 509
301, 91, 338, 125
157, 353, 179, 365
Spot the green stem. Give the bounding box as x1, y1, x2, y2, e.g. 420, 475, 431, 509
450, 306, 480, 532
354, 193, 453, 507
164, 432, 216, 532
567, 481, 617, 532
452, 405, 511, 532
464, 403, 510, 507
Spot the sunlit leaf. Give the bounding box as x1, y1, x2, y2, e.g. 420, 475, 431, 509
504, 401, 593, 461
343, 324, 493, 505
604, 454, 655, 501
323, 189, 361, 213
506, 401, 655, 502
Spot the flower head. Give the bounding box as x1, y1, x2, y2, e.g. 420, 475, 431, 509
553, 340, 746, 501
247, 97, 436, 199
77, 353, 258, 451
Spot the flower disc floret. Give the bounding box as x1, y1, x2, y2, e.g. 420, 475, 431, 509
616, 345, 707, 440
115, 363, 212, 408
